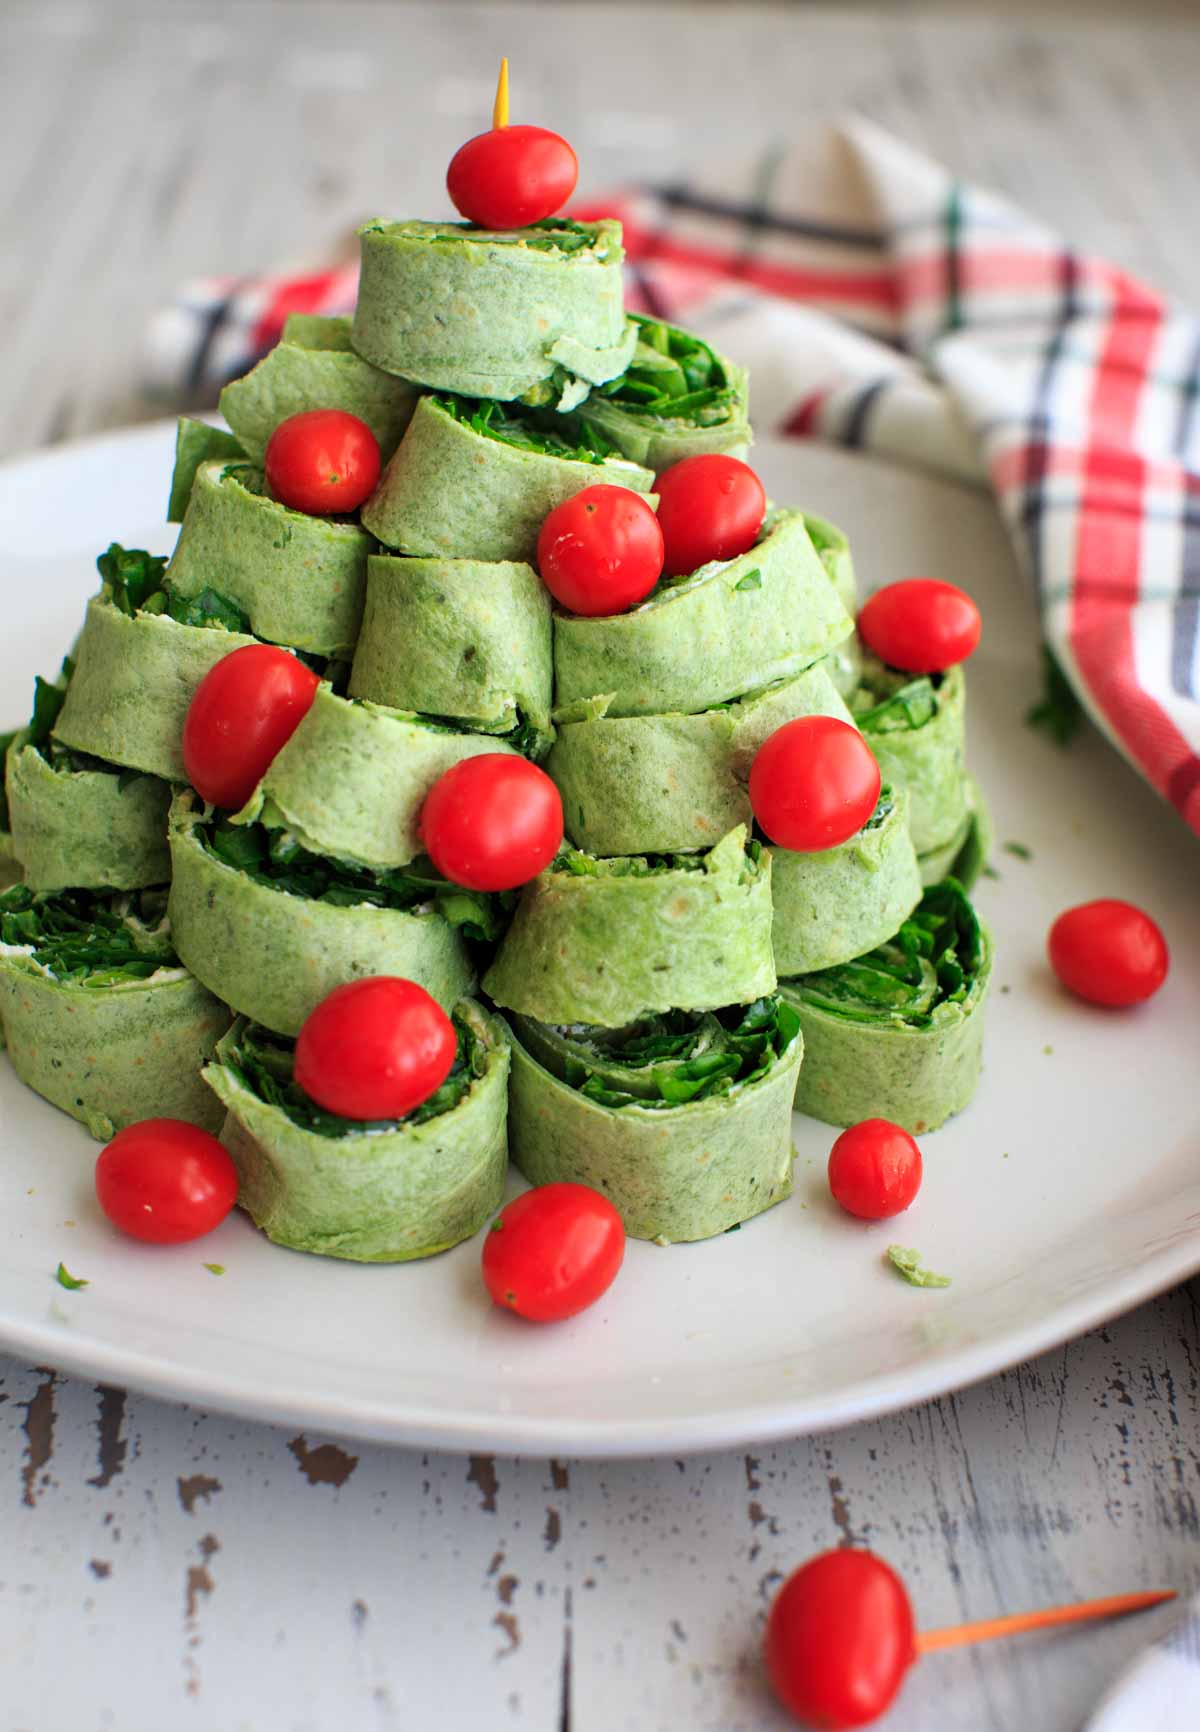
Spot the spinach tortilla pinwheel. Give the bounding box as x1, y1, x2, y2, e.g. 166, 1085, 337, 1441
0, 884, 230, 1139
167, 461, 373, 656
804, 513, 862, 698
482, 826, 775, 1026
548, 662, 851, 856
219, 313, 418, 466
552, 510, 854, 720
168, 791, 477, 1037
167, 418, 246, 522
52, 547, 260, 782
770, 786, 923, 976
781, 878, 993, 1134
348, 552, 553, 749
561, 314, 751, 473
0, 730, 20, 890
852, 653, 969, 857
352, 217, 636, 404
505, 998, 802, 1244
204, 1001, 509, 1262
360, 393, 654, 563
916, 774, 992, 891
232, 682, 523, 872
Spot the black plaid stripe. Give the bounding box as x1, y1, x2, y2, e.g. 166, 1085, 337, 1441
1019, 250, 1081, 600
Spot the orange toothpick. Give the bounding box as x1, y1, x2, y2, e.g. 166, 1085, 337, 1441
916, 1589, 1176, 1656
493, 58, 510, 130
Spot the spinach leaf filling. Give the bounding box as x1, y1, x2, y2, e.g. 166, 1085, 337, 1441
0, 884, 175, 987
431, 393, 617, 464
587, 315, 740, 428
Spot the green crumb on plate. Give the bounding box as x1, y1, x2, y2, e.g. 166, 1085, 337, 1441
1003, 841, 1033, 862
55, 1261, 88, 1291
886, 1245, 950, 1288
203, 1263, 225, 1276
1043, 1044, 1053, 1056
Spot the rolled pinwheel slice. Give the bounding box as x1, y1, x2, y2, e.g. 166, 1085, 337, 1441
167, 418, 246, 522
917, 773, 992, 892
770, 786, 923, 976
780, 878, 993, 1134
548, 662, 852, 856
6, 731, 171, 892
219, 314, 418, 465
0, 884, 230, 1139
203, 1000, 509, 1262
352, 217, 636, 403
168, 791, 477, 1036
53, 596, 258, 782
167, 461, 373, 656
505, 997, 803, 1244
348, 553, 553, 748
803, 513, 862, 698
552, 509, 854, 719
482, 826, 775, 1026
852, 653, 969, 856
360, 393, 654, 563
0, 729, 19, 889
562, 314, 751, 473
232, 682, 521, 872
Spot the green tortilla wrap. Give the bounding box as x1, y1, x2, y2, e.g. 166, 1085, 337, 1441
352, 217, 636, 403
917, 774, 992, 892
562, 314, 751, 473
219, 314, 418, 465
167, 418, 246, 522
0, 884, 229, 1139
0, 730, 19, 889
781, 878, 992, 1134
547, 662, 851, 856
349, 553, 553, 747
553, 509, 853, 719
770, 787, 923, 975
53, 595, 259, 781
804, 513, 862, 697
167, 461, 373, 656
168, 792, 476, 1035
233, 682, 520, 871
204, 1000, 509, 1261
360, 393, 654, 562
505, 997, 802, 1244
482, 826, 775, 1025
6, 732, 171, 892
852, 655, 968, 855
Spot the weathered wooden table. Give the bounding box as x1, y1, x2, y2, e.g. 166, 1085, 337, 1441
2, 4, 1198, 1727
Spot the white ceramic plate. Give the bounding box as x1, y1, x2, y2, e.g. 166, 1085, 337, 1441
1, 423, 1197, 1458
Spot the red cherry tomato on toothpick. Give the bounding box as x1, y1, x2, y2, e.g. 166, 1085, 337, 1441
1048, 899, 1168, 1007
536, 485, 664, 615
655, 454, 766, 577
447, 59, 577, 230
95, 1119, 239, 1244
183, 643, 319, 810
828, 1120, 923, 1221
421, 755, 563, 892
264, 409, 381, 516
765, 1549, 917, 1728
294, 978, 457, 1121
749, 716, 882, 853
858, 579, 981, 675
482, 1183, 625, 1322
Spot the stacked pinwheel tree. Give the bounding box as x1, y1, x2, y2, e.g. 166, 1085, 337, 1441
0, 107, 993, 1262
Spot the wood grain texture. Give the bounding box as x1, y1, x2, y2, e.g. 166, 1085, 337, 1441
1, 3, 1198, 1727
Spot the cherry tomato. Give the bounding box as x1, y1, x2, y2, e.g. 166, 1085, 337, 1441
183, 643, 319, 810
654, 454, 766, 578
447, 124, 578, 230
264, 409, 381, 515
1048, 899, 1168, 1008
95, 1119, 239, 1245
858, 579, 981, 675
749, 716, 882, 853
421, 755, 563, 892
294, 977, 457, 1122
828, 1120, 923, 1221
764, 1549, 917, 1728
536, 485, 664, 616
482, 1183, 625, 1322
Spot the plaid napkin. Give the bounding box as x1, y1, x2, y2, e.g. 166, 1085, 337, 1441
144, 118, 1200, 841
